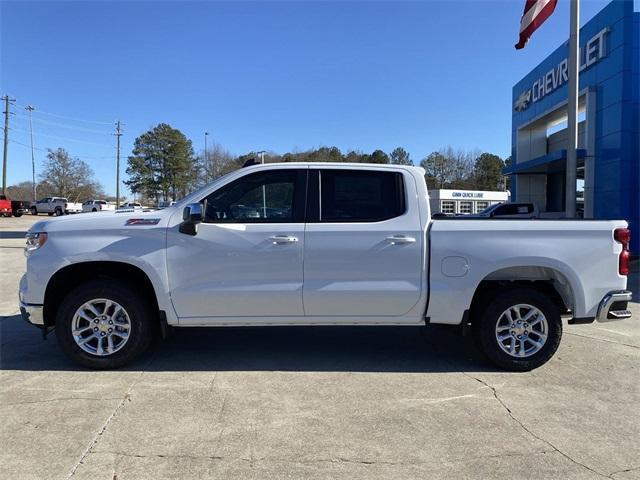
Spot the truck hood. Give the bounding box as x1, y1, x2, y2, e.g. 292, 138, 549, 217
29, 208, 176, 234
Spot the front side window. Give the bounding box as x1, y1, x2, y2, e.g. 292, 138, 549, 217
203, 170, 303, 223
319, 170, 405, 222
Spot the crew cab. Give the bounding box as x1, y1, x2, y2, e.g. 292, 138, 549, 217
82, 199, 116, 213
31, 197, 82, 216
19, 163, 633, 370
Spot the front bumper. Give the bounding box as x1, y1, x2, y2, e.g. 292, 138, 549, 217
596, 290, 633, 322
19, 301, 44, 326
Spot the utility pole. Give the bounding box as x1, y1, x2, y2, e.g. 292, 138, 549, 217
2, 95, 15, 196
204, 132, 209, 183
25, 105, 37, 201
565, 0, 580, 218
114, 121, 123, 207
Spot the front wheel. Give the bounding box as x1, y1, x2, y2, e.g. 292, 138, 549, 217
13, 211, 23, 217
55, 280, 155, 369
31, 207, 37, 215
474, 288, 562, 371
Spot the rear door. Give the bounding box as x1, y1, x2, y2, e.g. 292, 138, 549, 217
303, 167, 424, 318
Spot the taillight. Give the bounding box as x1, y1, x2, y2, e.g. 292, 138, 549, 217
614, 228, 630, 276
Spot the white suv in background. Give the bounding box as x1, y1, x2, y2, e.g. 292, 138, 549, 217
82, 200, 116, 213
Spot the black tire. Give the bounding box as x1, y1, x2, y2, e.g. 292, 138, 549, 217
13, 211, 23, 217
48, 212, 53, 216
31, 207, 37, 215
55, 280, 155, 369
54, 207, 63, 216
474, 287, 562, 371
92, 208, 97, 212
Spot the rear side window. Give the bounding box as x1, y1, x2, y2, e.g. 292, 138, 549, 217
319, 170, 405, 222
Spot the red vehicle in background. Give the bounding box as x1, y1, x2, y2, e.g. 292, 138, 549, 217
0, 194, 10, 217
0, 194, 30, 217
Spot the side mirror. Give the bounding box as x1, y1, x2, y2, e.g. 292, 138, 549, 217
179, 203, 203, 236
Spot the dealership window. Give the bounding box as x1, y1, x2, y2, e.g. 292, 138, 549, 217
458, 201, 472, 214
441, 201, 455, 214
319, 170, 405, 222
475, 201, 489, 213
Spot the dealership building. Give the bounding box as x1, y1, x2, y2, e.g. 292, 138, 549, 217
429, 189, 510, 215
505, 0, 639, 253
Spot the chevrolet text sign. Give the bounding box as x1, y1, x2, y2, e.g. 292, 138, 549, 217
514, 27, 610, 112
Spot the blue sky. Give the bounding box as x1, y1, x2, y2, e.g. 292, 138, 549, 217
1, 0, 634, 196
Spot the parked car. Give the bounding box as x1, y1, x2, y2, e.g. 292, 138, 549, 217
30, 197, 82, 216
466, 202, 539, 219
156, 201, 176, 209
8, 198, 31, 217
19, 163, 632, 371
0, 194, 12, 217
82, 200, 116, 213
118, 202, 143, 211
0, 194, 30, 217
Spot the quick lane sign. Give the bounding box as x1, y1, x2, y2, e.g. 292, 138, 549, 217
514, 27, 609, 112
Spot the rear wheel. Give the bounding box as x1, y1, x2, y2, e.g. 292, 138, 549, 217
31, 207, 38, 215
55, 280, 155, 369
13, 211, 23, 217
54, 207, 63, 216
474, 288, 562, 371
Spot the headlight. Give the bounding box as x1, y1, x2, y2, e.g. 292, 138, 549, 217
25, 232, 48, 254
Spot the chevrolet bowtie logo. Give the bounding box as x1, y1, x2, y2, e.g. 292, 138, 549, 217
514, 90, 532, 112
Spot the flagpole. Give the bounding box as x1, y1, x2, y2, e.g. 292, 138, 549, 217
565, 0, 580, 218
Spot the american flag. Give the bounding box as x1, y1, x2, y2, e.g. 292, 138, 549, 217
515, 0, 558, 49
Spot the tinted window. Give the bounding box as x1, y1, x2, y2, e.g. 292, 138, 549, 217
494, 203, 532, 215
319, 170, 405, 222
203, 170, 304, 223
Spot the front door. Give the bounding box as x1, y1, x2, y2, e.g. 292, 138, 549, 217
167, 168, 307, 321
303, 168, 424, 318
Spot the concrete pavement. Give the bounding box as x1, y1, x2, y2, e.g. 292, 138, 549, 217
1, 215, 639, 479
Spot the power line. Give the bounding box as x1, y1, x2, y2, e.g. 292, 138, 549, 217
9, 127, 113, 147
14, 102, 112, 125
13, 112, 112, 135
8, 139, 115, 159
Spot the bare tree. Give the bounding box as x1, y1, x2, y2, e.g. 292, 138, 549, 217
39, 148, 104, 202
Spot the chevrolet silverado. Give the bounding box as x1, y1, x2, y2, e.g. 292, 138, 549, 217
19, 163, 633, 370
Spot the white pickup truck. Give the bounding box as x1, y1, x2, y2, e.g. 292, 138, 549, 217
31, 197, 83, 216
19, 163, 632, 370
82, 199, 116, 213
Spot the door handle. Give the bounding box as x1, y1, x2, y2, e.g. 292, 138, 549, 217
386, 235, 416, 245
269, 235, 299, 244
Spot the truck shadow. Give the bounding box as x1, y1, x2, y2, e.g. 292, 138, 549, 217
0, 314, 498, 373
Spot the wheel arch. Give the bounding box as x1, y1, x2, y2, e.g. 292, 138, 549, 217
43, 261, 160, 328
468, 265, 579, 326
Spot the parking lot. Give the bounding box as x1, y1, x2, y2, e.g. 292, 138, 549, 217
1, 215, 639, 480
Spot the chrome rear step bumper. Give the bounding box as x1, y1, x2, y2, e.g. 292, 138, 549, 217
596, 291, 633, 322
